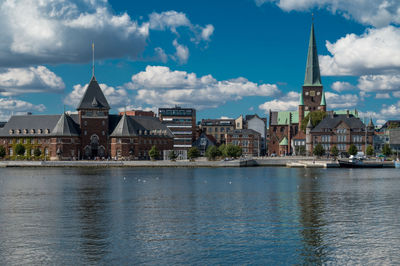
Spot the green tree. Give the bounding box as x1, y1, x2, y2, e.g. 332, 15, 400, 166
0, 145, 5, 158
218, 144, 227, 157
366, 145, 374, 156
205, 145, 221, 161
382, 144, 392, 156
168, 150, 177, 161
149, 145, 159, 160
301, 111, 327, 133
232, 145, 242, 158
295, 145, 306, 156
331, 145, 339, 157
187, 147, 200, 160
348, 144, 358, 156
15, 144, 25, 157
313, 144, 325, 157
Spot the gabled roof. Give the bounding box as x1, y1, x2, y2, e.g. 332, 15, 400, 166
110, 115, 174, 138
311, 114, 366, 133
304, 23, 322, 87
77, 76, 110, 110
51, 113, 80, 136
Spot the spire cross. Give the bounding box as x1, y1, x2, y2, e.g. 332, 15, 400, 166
92, 42, 95, 77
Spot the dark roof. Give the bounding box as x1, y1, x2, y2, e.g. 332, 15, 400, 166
0, 115, 61, 137
77, 76, 110, 110
201, 119, 234, 126
245, 114, 265, 121
227, 129, 261, 136
51, 113, 80, 136
192, 132, 216, 147
110, 115, 174, 137
311, 114, 367, 133
0, 122, 6, 128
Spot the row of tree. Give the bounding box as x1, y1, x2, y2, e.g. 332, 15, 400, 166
312, 143, 393, 157
0, 144, 42, 158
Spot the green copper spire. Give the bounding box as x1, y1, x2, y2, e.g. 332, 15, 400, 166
320, 91, 326, 106
304, 23, 322, 86
299, 92, 304, 105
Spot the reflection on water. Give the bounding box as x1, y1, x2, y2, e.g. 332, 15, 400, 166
0, 167, 400, 264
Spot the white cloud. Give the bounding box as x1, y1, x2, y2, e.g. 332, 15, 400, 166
0, 66, 65, 96
357, 74, 400, 92
331, 81, 355, 92
172, 39, 189, 64
0, 98, 46, 121
375, 93, 391, 99
325, 92, 359, 109
64, 82, 129, 109
0, 0, 149, 67
127, 66, 279, 110
154, 47, 168, 63
259, 91, 299, 112
320, 26, 400, 76
257, 0, 400, 27
201, 25, 215, 41
360, 101, 400, 124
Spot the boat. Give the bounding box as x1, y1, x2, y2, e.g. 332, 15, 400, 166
338, 158, 383, 168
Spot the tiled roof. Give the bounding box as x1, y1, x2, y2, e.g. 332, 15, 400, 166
0, 115, 62, 137
110, 115, 174, 137
77, 76, 110, 110
51, 113, 80, 136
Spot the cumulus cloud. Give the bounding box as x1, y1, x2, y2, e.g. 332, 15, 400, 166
258, 91, 359, 112
258, 91, 300, 112
64, 82, 129, 109
127, 66, 280, 110
375, 93, 391, 99
0, 98, 46, 121
0, 0, 149, 67
256, 0, 400, 27
172, 40, 189, 64
357, 74, 400, 92
0, 66, 65, 96
320, 26, 400, 76
331, 81, 355, 92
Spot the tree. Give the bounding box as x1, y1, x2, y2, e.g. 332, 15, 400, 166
331, 145, 339, 157
366, 145, 374, 156
313, 144, 325, 157
33, 148, 42, 157
348, 144, 358, 156
15, 144, 25, 157
187, 147, 200, 160
0, 146, 5, 158
218, 144, 227, 157
149, 145, 159, 160
205, 145, 221, 160
295, 145, 306, 156
301, 111, 327, 132
382, 144, 392, 157
168, 150, 177, 161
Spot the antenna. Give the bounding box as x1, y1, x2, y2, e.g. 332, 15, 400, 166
92, 42, 95, 77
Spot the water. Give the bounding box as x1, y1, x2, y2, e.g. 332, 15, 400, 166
0, 167, 399, 265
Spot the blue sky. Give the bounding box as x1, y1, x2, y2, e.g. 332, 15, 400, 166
1, 0, 400, 125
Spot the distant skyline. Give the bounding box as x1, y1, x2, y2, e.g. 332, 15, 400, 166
1, 0, 400, 125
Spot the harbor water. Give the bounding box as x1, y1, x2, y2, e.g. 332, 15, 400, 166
0, 167, 399, 264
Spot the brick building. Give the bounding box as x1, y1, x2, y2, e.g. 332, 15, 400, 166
200, 119, 235, 144
226, 129, 261, 157
0, 75, 173, 160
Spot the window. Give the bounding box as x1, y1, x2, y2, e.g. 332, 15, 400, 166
45, 148, 48, 156
84, 121, 87, 126
9, 148, 13, 156
84, 130, 87, 136
102, 121, 105, 126
102, 131, 105, 136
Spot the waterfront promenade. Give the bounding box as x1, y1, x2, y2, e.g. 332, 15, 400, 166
0, 157, 395, 168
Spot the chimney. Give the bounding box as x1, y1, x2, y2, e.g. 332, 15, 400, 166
346, 110, 350, 118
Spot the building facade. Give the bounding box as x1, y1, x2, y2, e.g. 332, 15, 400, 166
0, 75, 173, 160
158, 107, 196, 150
226, 129, 261, 157
200, 119, 235, 145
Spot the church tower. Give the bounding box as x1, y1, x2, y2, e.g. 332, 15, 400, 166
77, 76, 110, 159
301, 22, 324, 112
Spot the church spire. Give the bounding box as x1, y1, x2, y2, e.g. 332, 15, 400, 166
304, 22, 322, 86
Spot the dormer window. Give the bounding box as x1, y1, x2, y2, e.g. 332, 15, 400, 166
30, 129, 35, 134
9, 129, 14, 135
23, 129, 28, 134
45, 129, 50, 134
38, 129, 43, 134
139, 130, 142, 135
17, 129, 21, 134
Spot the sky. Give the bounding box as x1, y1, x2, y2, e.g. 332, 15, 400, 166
1, 0, 400, 125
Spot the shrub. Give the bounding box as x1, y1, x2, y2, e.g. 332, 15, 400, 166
331, 145, 339, 157
348, 144, 358, 156
313, 144, 325, 157
0, 146, 5, 158
205, 145, 221, 160
187, 147, 200, 160
34, 148, 42, 157
366, 145, 374, 156
149, 146, 159, 160
169, 150, 177, 161
382, 144, 392, 156
15, 144, 25, 157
